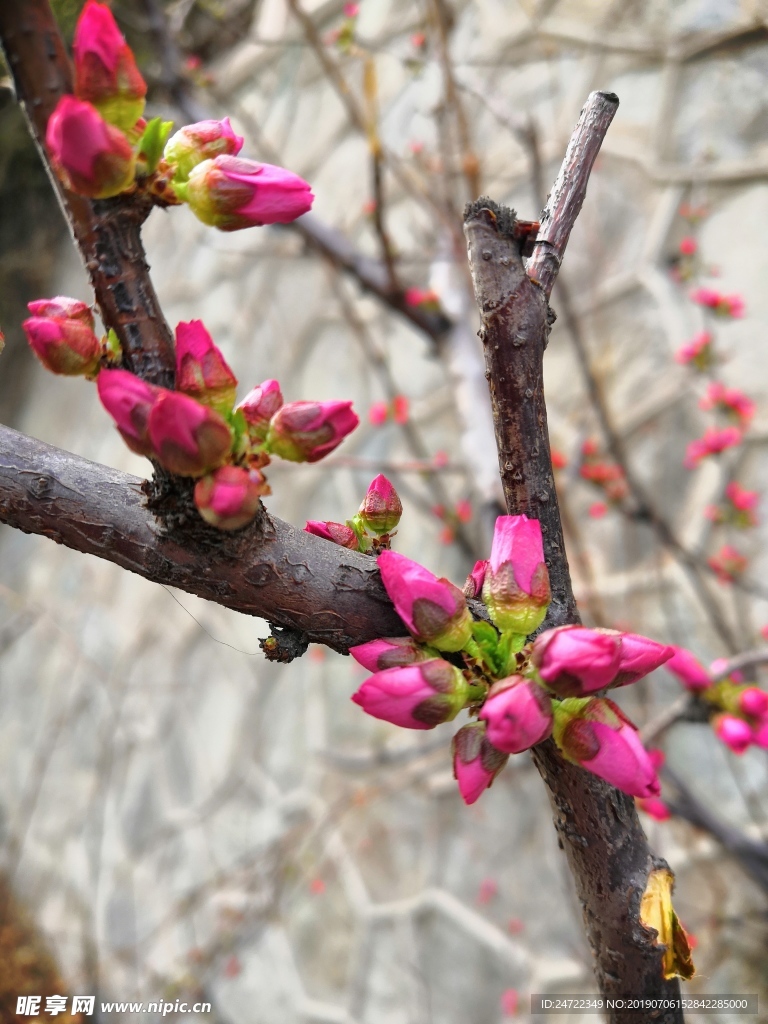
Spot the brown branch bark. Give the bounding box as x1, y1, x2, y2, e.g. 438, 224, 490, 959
0, 0, 175, 388
464, 93, 685, 1021
0, 425, 404, 652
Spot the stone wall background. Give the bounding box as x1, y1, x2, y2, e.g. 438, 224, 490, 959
2, 0, 768, 1021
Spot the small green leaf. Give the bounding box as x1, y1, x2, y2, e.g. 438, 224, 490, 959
137, 117, 174, 176
104, 328, 122, 363
471, 620, 498, 649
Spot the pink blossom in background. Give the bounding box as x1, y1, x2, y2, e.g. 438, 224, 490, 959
707, 544, 747, 584
683, 426, 742, 468
343, 3, 360, 16
589, 501, 608, 518
411, 32, 427, 48
501, 989, 519, 1016
477, 877, 499, 904
392, 394, 409, 424
455, 499, 472, 523
679, 236, 697, 256
404, 288, 439, 308
675, 331, 713, 369
432, 450, 449, 468
690, 287, 745, 318
550, 448, 568, 470
368, 401, 388, 426
699, 382, 755, 427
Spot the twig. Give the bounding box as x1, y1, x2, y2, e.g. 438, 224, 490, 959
526, 91, 619, 300
710, 648, 768, 682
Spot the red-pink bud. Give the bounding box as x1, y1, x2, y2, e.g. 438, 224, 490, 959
97, 368, 161, 455
351, 659, 469, 729
27, 296, 93, 326
23, 313, 102, 377
713, 713, 753, 754
531, 625, 622, 697
147, 391, 233, 476
46, 96, 136, 198
358, 474, 402, 534
554, 698, 661, 798
478, 676, 553, 754
237, 379, 284, 443
452, 721, 509, 805
193, 465, 268, 530
175, 320, 237, 412
597, 630, 674, 687
637, 796, 671, 821
463, 559, 488, 598
73, 0, 146, 131
377, 549, 473, 652
349, 636, 433, 672
482, 515, 551, 635
738, 687, 768, 718
163, 118, 243, 181
266, 400, 358, 462
179, 155, 314, 230
665, 646, 712, 691
304, 520, 359, 549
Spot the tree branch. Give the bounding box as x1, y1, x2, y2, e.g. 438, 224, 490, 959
463, 93, 685, 1019
0, 0, 175, 387
0, 425, 404, 652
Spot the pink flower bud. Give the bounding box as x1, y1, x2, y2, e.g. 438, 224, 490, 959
266, 400, 358, 463
637, 796, 671, 821
163, 118, 244, 182
27, 296, 94, 326
97, 368, 161, 455
237, 379, 284, 442
358, 474, 402, 535
554, 698, 661, 798
482, 515, 551, 635
452, 721, 509, 804
349, 636, 433, 672
73, 0, 146, 131
463, 560, 487, 598
147, 391, 233, 476
679, 236, 697, 256
531, 625, 622, 697
597, 630, 674, 687
377, 549, 473, 652
738, 687, 768, 718
22, 311, 102, 377
175, 320, 237, 412
368, 401, 388, 426
304, 520, 359, 549
479, 676, 554, 754
178, 155, 314, 230
351, 659, 470, 729
193, 465, 268, 530
665, 646, 712, 691
46, 96, 136, 198
713, 713, 753, 754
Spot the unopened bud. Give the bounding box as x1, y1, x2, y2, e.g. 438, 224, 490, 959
194, 465, 269, 531
358, 474, 402, 535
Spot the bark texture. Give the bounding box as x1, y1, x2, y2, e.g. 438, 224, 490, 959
0, 425, 404, 652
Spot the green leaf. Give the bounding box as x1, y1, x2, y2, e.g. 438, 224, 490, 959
471, 620, 498, 649
137, 117, 174, 176
104, 328, 122, 363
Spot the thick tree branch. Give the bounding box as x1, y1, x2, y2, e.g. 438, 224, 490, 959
0, 0, 175, 387
0, 425, 404, 652
464, 94, 684, 1020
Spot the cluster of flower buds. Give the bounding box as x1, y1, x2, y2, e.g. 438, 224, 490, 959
705, 481, 759, 529
675, 331, 713, 371
304, 474, 403, 553
22, 301, 358, 529
45, 1, 313, 229
690, 287, 744, 319
578, 439, 628, 517
665, 646, 768, 754
349, 514, 674, 805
